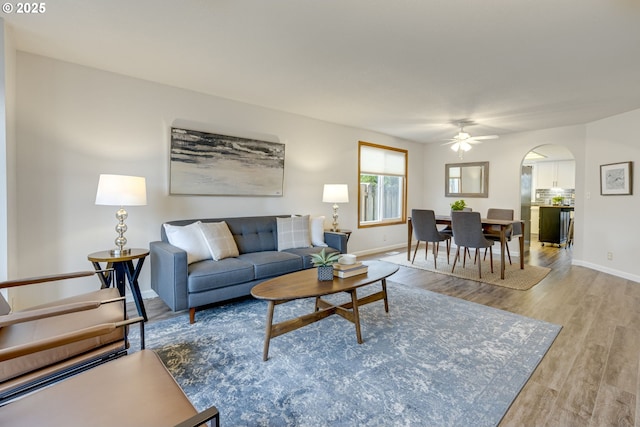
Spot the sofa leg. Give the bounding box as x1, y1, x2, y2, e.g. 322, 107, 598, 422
189, 308, 196, 324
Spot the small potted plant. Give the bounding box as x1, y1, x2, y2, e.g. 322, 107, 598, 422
552, 196, 563, 206
450, 199, 467, 211
310, 248, 341, 281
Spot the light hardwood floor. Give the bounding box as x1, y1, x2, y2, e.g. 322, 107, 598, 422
132, 244, 639, 426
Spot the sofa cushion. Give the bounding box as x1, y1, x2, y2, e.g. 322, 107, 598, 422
187, 258, 255, 293
163, 222, 210, 264
285, 247, 341, 269
238, 251, 303, 280
277, 215, 311, 251
198, 221, 239, 261
224, 217, 280, 254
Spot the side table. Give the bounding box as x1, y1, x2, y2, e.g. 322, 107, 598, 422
87, 248, 149, 321
326, 228, 352, 242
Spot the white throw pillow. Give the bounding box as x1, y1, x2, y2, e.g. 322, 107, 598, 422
198, 221, 240, 261
310, 216, 328, 247
163, 221, 211, 264
277, 215, 312, 251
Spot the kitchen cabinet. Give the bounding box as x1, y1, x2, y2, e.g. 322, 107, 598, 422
539, 206, 573, 246
535, 160, 575, 189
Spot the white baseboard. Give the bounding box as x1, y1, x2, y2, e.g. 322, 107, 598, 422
572, 259, 640, 283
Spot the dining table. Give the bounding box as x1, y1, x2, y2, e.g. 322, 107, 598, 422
406, 215, 525, 280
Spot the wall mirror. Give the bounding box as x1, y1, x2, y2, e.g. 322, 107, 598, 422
445, 161, 489, 198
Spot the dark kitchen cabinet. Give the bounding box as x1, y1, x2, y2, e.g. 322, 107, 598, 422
539, 206, 573, 246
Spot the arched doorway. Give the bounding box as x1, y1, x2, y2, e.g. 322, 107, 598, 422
520, 144, 575, 253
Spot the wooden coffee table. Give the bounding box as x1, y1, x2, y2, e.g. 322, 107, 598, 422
251, 261, 398, 361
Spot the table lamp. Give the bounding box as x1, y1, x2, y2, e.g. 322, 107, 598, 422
95, 174, 147, 256
322, 184, 349, 232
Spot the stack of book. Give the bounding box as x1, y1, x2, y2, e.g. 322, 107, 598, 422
333, 262, 368, 278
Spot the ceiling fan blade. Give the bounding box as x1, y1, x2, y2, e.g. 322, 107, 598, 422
470, 135, 499, 140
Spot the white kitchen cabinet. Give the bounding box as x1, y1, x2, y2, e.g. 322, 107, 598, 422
535, 160, 575, 189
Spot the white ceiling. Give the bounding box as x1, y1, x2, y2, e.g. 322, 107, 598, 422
4, 0, 640, 143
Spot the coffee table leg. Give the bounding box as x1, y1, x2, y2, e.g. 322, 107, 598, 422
263, 301, 275, 361
382, 279, 389, 313
350, 289, 363, 344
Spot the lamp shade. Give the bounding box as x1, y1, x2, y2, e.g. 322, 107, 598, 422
95, 174, 147, 206
322, 184, 349, 203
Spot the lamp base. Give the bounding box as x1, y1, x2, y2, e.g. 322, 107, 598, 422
109, 248, 131, 257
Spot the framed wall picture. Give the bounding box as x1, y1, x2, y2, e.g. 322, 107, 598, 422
600, 161, 633, 195
170, 127, 285, 196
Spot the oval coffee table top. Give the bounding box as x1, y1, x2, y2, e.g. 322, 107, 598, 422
251, 260, 398, 301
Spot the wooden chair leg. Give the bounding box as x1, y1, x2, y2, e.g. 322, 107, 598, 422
446, 239, 451, 264
452, 247, 460, 273
506, 244, 512, 265
489, 248, 494, 273
412, 241, 421, 264
477, 248, 482, 278
432, 242, 438, 269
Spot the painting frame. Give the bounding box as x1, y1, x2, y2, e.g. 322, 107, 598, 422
600, 161, 633, 196
170, 127, 285, 196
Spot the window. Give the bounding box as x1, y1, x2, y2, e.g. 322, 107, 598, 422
358, 141, 407, 228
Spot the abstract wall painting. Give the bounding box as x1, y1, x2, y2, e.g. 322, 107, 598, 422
600, 161, 633, 195
170, 127, 285, 196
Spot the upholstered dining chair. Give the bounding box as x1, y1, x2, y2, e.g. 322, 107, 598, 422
483, 208, 515, 265
451, 211, 494, 278
441, 207, 472, 261
411, 209, 451, 268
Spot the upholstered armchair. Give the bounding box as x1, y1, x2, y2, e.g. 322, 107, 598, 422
0, 270, 144, 403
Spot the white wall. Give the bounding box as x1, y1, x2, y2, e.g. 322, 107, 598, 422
577, 109, 640, 281
9, 50, 640, 309
1, 20, 17, 295
12, 52, 424, 308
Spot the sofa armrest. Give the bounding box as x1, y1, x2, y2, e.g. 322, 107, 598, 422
324, 231, 348, 254
150, 241, 189, 312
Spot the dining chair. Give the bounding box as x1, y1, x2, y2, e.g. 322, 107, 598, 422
441, 207, 472, 261
411, 209, 451, 268
451, 211, 494, 278
483, 208, 514, 265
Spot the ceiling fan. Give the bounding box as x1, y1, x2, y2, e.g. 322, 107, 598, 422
441, 120, 499, 158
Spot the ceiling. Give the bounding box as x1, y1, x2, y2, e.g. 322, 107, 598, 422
4, 0, 640, 143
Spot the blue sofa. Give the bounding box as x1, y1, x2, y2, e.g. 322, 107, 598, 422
150, 215, 348, 323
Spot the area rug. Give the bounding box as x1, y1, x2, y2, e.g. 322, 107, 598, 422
129, 283, 560, 426
380, 251, 550, 290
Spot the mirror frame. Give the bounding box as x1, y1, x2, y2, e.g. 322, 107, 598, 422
445, 161, 489, 198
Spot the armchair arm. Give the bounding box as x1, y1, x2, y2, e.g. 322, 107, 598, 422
0, 270, 105, 290
0, 301, 102, 328
0, 296, 127, 328
0, 317, 145, 362
173, 405, 220, 427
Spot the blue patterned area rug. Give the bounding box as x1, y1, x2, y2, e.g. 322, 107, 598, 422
130, 283, 560, 426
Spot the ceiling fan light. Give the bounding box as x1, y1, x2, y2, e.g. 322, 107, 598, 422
457, 132, 470, 140
460, 141, 472, 151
